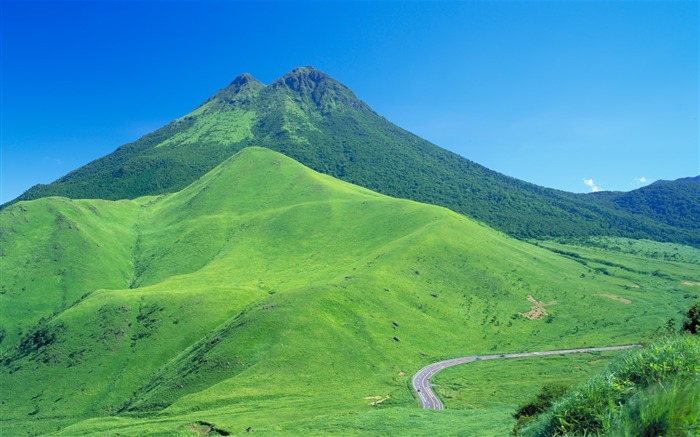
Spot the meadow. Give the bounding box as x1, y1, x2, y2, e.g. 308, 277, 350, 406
2, 148, 698, 436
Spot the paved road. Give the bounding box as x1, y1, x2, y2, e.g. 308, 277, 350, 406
412, 344, 641, 410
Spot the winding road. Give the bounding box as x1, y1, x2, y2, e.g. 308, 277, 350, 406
412, 344, 641, 410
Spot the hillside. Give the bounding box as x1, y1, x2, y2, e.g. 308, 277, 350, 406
591, 176, 700, 232
9, 67, 700, 247
1, 148, 697, 436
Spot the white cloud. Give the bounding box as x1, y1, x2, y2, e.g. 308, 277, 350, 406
634, 176, 648, 184
583, 178, 601, 192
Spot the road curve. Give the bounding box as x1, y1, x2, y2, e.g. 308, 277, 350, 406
412, 344, 641, 410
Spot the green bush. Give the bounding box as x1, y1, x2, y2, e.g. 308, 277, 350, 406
512, 383, 569, 435
681, 300, 700, 335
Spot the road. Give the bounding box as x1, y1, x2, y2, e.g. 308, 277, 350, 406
412, 344, 641, 410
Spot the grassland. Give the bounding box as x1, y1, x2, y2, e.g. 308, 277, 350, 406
430, 351, 621, 435
1, 148, 698, 436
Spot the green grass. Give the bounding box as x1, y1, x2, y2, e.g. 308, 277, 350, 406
1, 148, 698, 436
429, 351, 620, 434
158, 108, 256, 148
0, 198, 140, 347
524, 335, 700, 436
615, 377, 700, 437
435, 353, 615, 410
537, 236, 700, 266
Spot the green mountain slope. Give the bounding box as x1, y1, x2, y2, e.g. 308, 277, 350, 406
1, 148, 697, 436
10, 67, 700, 246
591, 176, 700, 232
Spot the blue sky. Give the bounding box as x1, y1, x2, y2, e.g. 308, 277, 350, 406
2, 0, 698, 203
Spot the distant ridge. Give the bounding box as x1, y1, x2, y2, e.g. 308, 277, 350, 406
590, 175, 700, 232
651, 175, 700, 185
9, 67, 700, 246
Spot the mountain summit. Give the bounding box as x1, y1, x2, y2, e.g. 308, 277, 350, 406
269, 66, 369, 112
205, 72, 265, 109
11, 67, 700, 246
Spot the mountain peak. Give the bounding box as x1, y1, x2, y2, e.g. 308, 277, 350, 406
270, 66, 367, 113
231, 72, 260, 86
272, 66, 338, 92
281, 66, 330, 84
207, 73, 264, 109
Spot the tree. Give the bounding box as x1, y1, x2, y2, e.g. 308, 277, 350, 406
681, 300, 700, 334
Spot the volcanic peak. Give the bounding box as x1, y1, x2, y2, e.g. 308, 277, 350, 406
207, 72, 265, 109
268, 66, 366, 112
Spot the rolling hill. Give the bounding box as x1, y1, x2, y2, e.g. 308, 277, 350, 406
1, 148, 697, 436
9, 67, 700, 247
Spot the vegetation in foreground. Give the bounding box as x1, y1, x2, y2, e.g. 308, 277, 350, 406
517, 333, 699, 437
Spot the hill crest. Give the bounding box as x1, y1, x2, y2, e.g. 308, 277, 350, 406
8, 67, 700, 246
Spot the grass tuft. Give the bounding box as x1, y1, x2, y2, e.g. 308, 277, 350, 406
525, 335, 700, 436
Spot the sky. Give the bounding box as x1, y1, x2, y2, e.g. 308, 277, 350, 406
1, 0, 698, 203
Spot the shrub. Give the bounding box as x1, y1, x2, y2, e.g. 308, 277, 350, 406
681, 300, 700, 335
511, 383, 568, 435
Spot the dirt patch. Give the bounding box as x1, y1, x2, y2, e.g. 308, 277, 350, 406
187, 421, 230, 436
188, 423, 211, 435
520, 295, 559, 320
364, 395, 390, 405
681, 281, 700, 287
398, 371, 406, 377
595, 293, 632, 304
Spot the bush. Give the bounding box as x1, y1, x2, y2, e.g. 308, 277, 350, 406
681, 300, 700, 334
512, 383, 568, 435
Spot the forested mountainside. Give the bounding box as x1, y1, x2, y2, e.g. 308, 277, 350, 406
590, 176, 700, 232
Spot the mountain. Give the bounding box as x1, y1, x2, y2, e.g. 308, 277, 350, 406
590, 176, 700, 232
1, 148, 696, 436
9, 67, 700, 247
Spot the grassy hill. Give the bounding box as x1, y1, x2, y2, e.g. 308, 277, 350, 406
1, 148, 698, 435
9, 67, 700, 247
